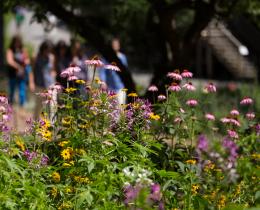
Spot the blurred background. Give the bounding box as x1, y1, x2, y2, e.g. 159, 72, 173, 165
1, 0, 260, 130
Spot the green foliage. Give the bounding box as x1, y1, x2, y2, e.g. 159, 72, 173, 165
0, 68, 259, 209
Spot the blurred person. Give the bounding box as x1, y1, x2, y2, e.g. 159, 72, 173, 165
70, 39, 88, 81
111, 38, 128, 68
33, 40, 56, 120
55, 40, 70, 87
104, 37, 128, 104
99, 58, 125, 104
6, 35, 34, 113
68, 40, 88, 97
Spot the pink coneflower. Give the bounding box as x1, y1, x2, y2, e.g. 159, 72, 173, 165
174, 117, 182, 124
105, 64, 120, 72
181, 69, 193, 78
49, 84, 63, 93
158, 95, 166, 101
168, 83, 181, 92
167, 70, 182, 81
220, 117, 231, 123
0, 96, 8, 104
230, 118, 241, 127
204, 83, 216, 93
186, 99, 198, 107
0, 106, 6, 112
183, 82, 196, 91
36, 90, 54, 104
148, 85, 158, 92
227, 129, 238, 139
68, 76, 78, 81
240, 97, 253, 105
85, 59, 104, 67
205, 113, 215, 121
230, 109, 239, 116
60, 65, 81, 78
246, 112, 255, 120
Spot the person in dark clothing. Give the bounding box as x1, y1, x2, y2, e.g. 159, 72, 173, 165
6, 35, 34, 108
33, 40, 56, 119
54, 40, 71, 87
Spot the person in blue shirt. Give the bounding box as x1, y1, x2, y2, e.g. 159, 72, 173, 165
111, 38, 128, 68
99, 60, 126, 105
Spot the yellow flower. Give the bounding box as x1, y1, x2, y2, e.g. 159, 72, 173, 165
58, 141, 69, 147
63, 161, 74, 167
65, 187, 73, 194
78, 123, 89, 129
75, 148, 86, 155
149, 112, 160, 120
42, 117, 51, 128
58, 202, 72, 210
186, 159, 197, 165
234, 184, 241, 196
94, 77, 101, 83
191, 184, 199, 195
204, 161, 215, 172
62, 117, 72, 127
42, 130, 52, 141
128, 92, 138, 97
65, 87, 77, 93
50, 187, 58, 198
210, 190, 217, 200
132, 103, 140, 109
52, 172, 61, 183
15, 139, 25, 151
218, 195, 226, 209
75, 79, 85, 84
121, 88, 128, 92
61, 148, 73, 160
74, 175, 90, 184
251, 153, 260, 159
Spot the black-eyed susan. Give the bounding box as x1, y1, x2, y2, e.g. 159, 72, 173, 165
52, 172, 61, 183
217, 195, 226, 209
15, 139, 25, 151
128, 92, 138, 97
61, 148, 72, 160
149, 112, 160, 120
58, 141, 69, 147
191, 184, 199, 195
186, 159, 197, 165
65, 87, 77, 93
75, 79, 85, 84
63, 160, 74, 167
50, 187, 58, 198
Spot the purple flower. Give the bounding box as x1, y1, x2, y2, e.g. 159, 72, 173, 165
256, 124, 260, 136
149, 183, 161, 201
24, 150, 37, 162
197, 135, 208, 152
123, 184, 141, 205
41, 155, 49, 166
222, 137, 238, 162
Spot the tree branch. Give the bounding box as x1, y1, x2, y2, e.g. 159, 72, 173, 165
26, 0, 136, 92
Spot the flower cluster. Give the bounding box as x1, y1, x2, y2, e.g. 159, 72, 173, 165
0, 95, 11, 133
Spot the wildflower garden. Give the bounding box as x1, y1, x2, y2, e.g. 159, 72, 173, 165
0, 61, 259, 210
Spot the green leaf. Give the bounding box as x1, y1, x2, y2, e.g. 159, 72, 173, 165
157, 170, 180, 179
88, 162, 95, 173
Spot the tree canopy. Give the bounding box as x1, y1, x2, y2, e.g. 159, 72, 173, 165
3, 0, 260, 91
